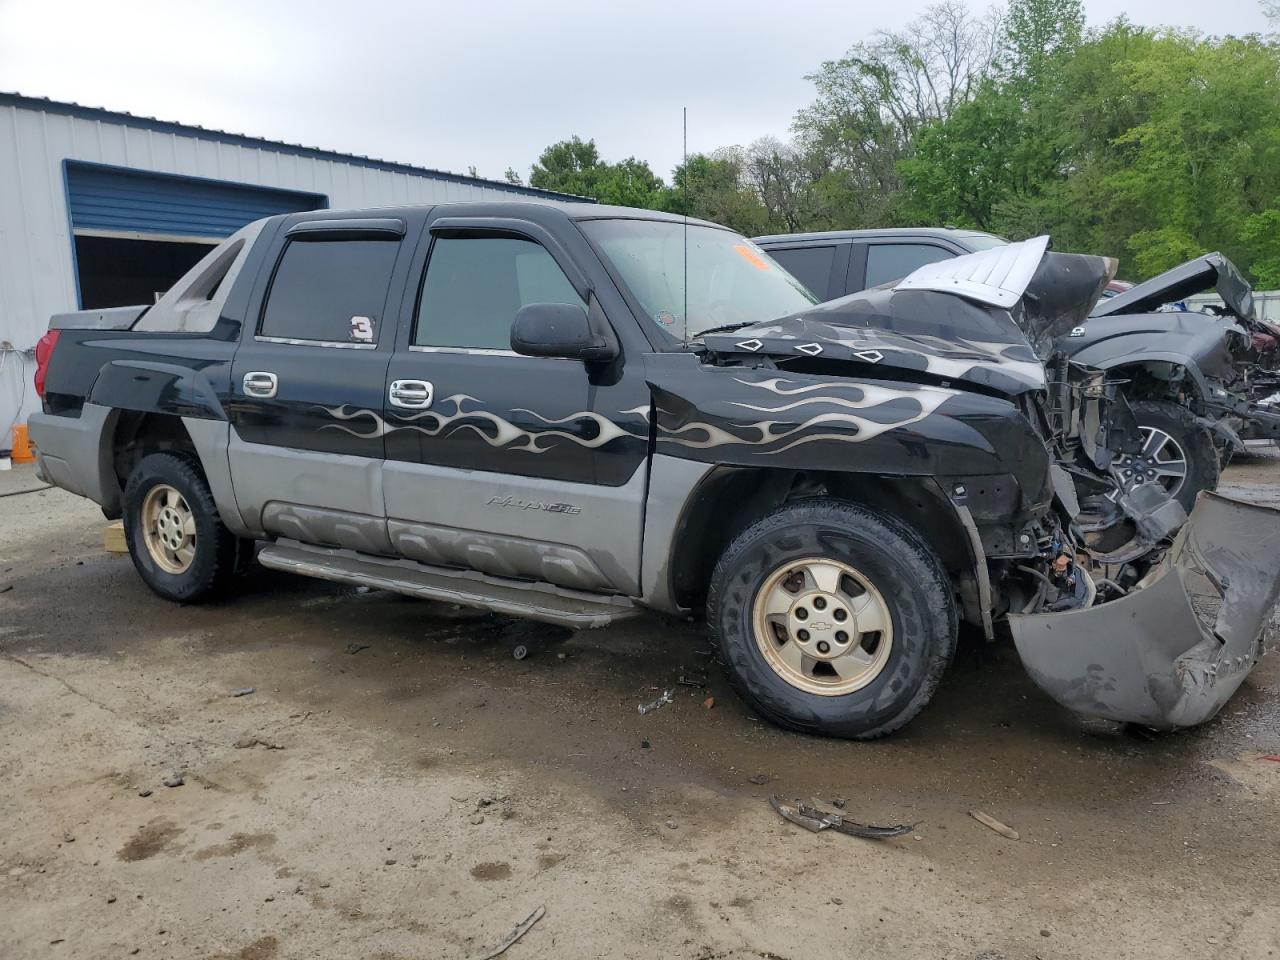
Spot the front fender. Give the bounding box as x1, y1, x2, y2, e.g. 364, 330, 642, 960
646, 363, 1048, 492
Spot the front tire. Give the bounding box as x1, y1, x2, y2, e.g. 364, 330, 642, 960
1124, 401, 1219, 514
123, 453, 239, 603
707, 500, 957, 740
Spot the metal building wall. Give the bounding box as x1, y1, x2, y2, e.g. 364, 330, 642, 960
0, 98, 569, 438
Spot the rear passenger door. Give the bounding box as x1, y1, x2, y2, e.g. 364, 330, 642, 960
379, 216, 651, 595
226, 218, 415, 552
762, 241, 850, 301
851, 241, 957, 294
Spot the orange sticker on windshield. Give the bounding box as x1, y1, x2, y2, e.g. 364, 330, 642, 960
733, 244, 771, 271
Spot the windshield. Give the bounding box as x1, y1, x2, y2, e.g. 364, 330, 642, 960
580, 219, 816, 340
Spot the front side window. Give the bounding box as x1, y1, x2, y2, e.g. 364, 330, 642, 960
260, 238, 399, 343
864, 243, 954, 288
415, 236, 583, 350
581, 219, 815, 340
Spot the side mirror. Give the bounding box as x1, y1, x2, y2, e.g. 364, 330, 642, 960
510, 302, 618, 363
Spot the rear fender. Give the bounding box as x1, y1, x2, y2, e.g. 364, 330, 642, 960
87, 360, 227, 421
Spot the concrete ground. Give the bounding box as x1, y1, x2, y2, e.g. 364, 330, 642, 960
2, 454, 1279, 960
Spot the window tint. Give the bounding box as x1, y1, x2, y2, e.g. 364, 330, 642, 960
864, 243, 955, 288
260, 239, 398, 343
766, 245, 837, 300
416, 236, 582, 350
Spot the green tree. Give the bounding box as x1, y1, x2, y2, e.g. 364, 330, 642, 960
792, 0, 1002, 229
658, 150, 770, 235
528, 136, 664, 207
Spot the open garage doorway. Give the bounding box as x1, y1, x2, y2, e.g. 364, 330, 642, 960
65, 161, 326, 309
74, 234, 217, 308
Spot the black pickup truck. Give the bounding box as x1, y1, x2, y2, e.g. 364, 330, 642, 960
28, 202, 1280, 738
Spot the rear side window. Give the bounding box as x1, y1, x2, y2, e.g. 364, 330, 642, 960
864, 243, 954, 288
260, 239, 399, 344
415, 235, 582, 350
767, 245, 837, 300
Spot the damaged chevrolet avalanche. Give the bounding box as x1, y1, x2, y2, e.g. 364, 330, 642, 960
28, 204, 1280, 739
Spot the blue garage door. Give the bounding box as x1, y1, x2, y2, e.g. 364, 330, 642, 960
65, 162, 327, 239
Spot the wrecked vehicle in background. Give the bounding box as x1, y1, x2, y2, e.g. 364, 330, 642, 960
1061, 252, 1280, 511
28, 205, 1280, 740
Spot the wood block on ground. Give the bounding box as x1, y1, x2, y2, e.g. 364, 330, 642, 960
104, 520, 127, 554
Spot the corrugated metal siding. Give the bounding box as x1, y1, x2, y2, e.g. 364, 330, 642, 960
65, 163, 326, 239
0, 101, 566, 431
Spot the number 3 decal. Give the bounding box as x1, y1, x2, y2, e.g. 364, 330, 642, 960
350, 315, 375, 343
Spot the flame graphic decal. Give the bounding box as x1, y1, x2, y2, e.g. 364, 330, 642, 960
319, 396, 647, 452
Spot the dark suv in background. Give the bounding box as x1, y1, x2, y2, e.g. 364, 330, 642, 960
754, 227, 1007, 302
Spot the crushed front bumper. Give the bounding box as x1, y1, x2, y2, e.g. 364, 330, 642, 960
1009, 492, 1280, 728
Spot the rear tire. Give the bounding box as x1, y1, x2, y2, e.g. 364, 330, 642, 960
707, 499, 957, 740
123, 453, 239, 603
1125, 400, 1219, 514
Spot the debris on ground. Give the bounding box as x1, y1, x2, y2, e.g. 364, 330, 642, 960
472, 905, 545, 960
747, 773, 772, 785
233, 736, 284, 750
161, 775, 184, 788
137, 789, 152, 798
638, 689, 674, 715
769, 796, 913, 839
677, 671, 707, 687
640, 739, 651, 749
230, 687, 255, 698
344, 643, 370, 655
702, 696, 715, 710
969, 809, 1019, 840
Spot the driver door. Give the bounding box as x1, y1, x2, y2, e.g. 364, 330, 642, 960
380, 216, 650, 594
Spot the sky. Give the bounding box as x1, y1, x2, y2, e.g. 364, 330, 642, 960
0, 0, 1273, 186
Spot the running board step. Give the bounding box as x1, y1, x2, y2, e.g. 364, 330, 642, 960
257, 540, 639, 629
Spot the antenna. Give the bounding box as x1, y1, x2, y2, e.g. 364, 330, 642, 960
682, 106, 688, 344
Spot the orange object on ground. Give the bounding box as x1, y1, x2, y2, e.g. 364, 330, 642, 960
11, 424, 35, 463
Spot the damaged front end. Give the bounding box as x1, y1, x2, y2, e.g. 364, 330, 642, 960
1009, 491, 1280, 728
898, 239, 1280, 728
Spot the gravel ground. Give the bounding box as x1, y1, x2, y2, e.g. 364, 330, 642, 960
1, 453, 1279, 960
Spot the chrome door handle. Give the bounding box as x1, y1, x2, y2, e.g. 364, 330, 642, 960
243, 371, 278, 398
389, 379, 433, 409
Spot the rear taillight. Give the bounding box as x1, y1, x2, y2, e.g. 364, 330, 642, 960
34, 329, 60, 399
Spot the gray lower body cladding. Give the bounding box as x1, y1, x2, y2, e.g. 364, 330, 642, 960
1010, 492, 1280, 728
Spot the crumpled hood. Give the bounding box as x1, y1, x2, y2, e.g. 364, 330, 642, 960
1090, 252, 1253, 319
702, 236, 1116, 396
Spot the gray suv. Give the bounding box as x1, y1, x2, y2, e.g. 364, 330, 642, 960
754, 227, 1007, 302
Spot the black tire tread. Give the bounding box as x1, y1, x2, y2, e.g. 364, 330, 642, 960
1129, 399, 1219, 513
123, 452, 239, 603
707, 498, 957, 740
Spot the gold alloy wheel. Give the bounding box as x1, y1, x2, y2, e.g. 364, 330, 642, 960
140, 483, 197, 574
751, 557, 894, 696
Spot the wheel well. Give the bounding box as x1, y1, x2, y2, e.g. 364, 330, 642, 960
107, 412, 199, 512
1107, 362, 1199, 403
666, 468, 973, 613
